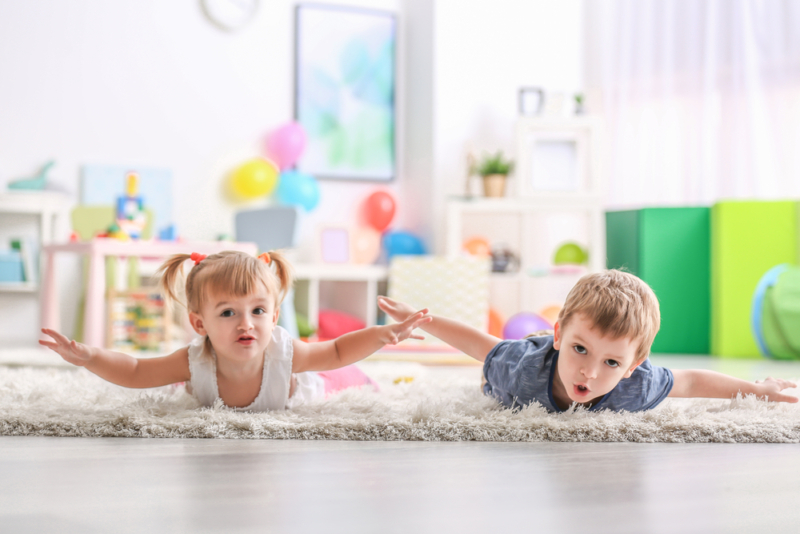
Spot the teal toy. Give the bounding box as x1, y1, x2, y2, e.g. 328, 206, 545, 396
8, 160, 54, 190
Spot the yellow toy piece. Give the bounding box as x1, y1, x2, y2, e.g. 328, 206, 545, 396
393, 376, 414, 385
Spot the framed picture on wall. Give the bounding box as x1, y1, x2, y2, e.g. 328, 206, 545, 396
294, 4, 397, 182
515, 117, 601, 197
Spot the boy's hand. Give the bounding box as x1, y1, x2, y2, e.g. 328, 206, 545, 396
754, 377, 798, 403
39, 328, 95, 367
378, 296, 418, 323
380, 309, 432, 345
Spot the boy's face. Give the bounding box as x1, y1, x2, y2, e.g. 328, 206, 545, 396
552, 312, 641, 408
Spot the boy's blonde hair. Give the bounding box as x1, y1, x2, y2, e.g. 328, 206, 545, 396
157, 250, 294, 314
557, 270, 660, 363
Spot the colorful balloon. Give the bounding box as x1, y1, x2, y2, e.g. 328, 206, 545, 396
538, 305, 562, 326
364, 191, 396, 232
488, 308, 505, 338
502, 312, 553, 340
231, 158, 279, 199
351, 227, 382, 265
383, 230, 426, 259
265, 122, 307, 170
277, 170, 320, 212
463, 236, 491, 257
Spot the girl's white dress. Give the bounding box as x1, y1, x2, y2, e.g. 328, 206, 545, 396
186, 325, 325, 411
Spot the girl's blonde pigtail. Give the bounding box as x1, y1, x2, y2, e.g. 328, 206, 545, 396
265, 250, 294, 305
156, 254, 192, 310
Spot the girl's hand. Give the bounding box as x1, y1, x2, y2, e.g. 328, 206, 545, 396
380, 309, 432, 345
39, 328, 95, 367
754, 377, 798, 403
378, 296, 418, 323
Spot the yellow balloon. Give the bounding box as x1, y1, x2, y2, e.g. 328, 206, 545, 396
231, 158, 279, 198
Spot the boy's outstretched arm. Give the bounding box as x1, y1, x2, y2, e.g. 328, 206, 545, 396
39, 328, 190, 388
378, 296, 502, 362
669, 369, 798, 403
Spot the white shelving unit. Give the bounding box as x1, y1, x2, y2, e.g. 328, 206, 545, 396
292, 263, 389, 329
446, 116, 606, 320
445, 196, 605, 319
0, 191, 70, 294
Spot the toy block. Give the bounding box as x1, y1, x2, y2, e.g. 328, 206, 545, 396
607, 208, 710, 354
711, 200, 798, 358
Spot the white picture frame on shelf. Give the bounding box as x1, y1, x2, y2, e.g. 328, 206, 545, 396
515, 117, 600, 197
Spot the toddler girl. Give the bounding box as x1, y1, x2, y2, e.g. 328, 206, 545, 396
40, 250, 431, 411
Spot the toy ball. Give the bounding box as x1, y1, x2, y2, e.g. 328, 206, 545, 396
351, 227, 382, 264
463, 236, 491, 257
265, 121, 307, 170
538, 305, 562, 326
383, 230, 426, 259
364, 191, 396, 232
488, 307, 505, 338
503, 312, 553, 340
276, 170, 320, 211
751, 264, 800, 359
231, 158, 279, 199
554, 242, 588, 265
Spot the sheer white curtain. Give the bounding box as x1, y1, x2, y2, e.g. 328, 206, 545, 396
585, 0, 800, 207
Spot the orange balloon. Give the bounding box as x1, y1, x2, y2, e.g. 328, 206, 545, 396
463, 236, 491, 257
538, 305, 562, 326
488, 308, 505, 338
351, 227, 382, 264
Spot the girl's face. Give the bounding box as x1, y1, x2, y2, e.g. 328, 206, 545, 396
552, 313, 641, 408
189, 284, 279, 363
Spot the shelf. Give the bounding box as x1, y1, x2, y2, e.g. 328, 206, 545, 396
0, 282, 38, 293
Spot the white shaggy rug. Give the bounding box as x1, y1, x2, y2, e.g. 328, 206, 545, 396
1, 362, 800, 442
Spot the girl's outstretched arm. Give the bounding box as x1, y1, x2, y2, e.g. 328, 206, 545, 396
40, 328, 191, 388
291, 310, 432, 373
378, 296, 501, 362
669, 369, 798, 403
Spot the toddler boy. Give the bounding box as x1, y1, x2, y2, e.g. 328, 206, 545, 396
378, 270, 797, 412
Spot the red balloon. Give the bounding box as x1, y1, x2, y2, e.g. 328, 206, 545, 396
364, 191, 396, 232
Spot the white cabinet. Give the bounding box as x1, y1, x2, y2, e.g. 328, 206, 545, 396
0, 191, 69, 293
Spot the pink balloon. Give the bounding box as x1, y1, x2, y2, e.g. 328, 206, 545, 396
265, 122, 307, 170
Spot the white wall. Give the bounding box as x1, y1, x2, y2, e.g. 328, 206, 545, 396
0, 0, 583, 344
0, 0, 402, 343
402, 0, 584, 253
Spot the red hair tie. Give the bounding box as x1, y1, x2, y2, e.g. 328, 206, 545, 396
258, 252, 271, 265
190, 252, 207, 265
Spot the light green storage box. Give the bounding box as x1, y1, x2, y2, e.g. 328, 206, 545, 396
606, 208, 710, 354
711, 201, 798, 358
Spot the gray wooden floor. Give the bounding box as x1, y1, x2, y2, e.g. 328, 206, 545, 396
2, 437, 800, 534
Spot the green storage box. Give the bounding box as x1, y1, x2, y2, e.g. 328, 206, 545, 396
607, 208, 710, 354
711, 201, 798, 358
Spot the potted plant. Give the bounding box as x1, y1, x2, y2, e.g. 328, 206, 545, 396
473, 151, 515, 198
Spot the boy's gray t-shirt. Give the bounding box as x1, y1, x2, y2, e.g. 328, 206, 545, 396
482, 335, 674, 412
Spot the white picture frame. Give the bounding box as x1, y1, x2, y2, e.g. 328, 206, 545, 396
515, 117, 601, 197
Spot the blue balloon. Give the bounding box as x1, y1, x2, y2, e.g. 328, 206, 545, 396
383, 231, 426, 259
277, 170, 320, 211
